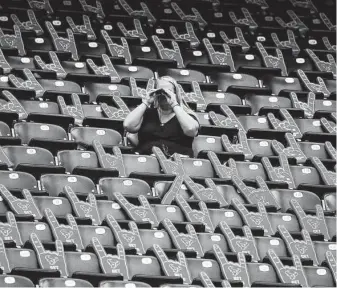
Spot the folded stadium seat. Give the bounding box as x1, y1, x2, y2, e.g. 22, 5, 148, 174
39, 278, 94, 288
238, 115, 273, 133
187, 258, 222, 282
0, 275, 34, 287
192, 135, 223, 158
324, 78, 337, 94
247, 263, 281, 287
285, 54, 314, 75
99, 178, 152, 201
6, 247, 38, 269
271, 189, 322, 213
324, 193, 336, 212
202, 91, 243, 108
70, 127, 123, 149
77, 41, 107, 58
40, 174, 97, 197
195, 112, 213, 126
64, 251, 103, 283
99, 281, 151, 288
78, 225, 115, 249
139, 229, 172, 252
152, 204, 185, 223
13, 122, 72, 150
126, 254, 181, 285
262, 76, 302, 95
62, 60, 90, 76
0, 194, 10, 213
210, 209, 243, 228
82, 104, 106, 118
0, 121, 12, 136
6, 56, 36, 70
129, 44, 159, 66
200, 27, 229, 45
0, 171, 38, 193
83, 83, 131, 103
155, 179, 245, 206
295, 118, 331, 139
268, 212, 301, 233
154, 180, 190, 201
6, 247, 58, 283
181, 158, 216, 179
197, 233, 229, 254
245, 94, 292, 115
289, 165, 324, 189
20, 100, 60, 115
304, 266, 335, 287
36, 78, 82, 95
57, 150, 99, 173
315, 99, 337, 114
298, 142, 332, 160
210, 72, 267, 96
255, 237, 288, 260
215, 184, 245, 205
325, 216, 336, 241
114, 65, 154, 80
33, 196, 72, 218
57, 150, 117, 182
159, 285, 202, 288
233, 161, 268, 181
2, 146, 65, 177
157, 68, 207, 83
24, 37, 54, 53
234, 52, 263, 72
181, 48, 211, 70
246, 139, 275, 159
314, 242, 337, 265
16, 221, 53, 244
123, 154, 170, 182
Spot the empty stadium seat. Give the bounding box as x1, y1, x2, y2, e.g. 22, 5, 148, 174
0, 0, 335, 286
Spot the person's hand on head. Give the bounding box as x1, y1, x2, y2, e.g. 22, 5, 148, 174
163, 88, 178, 107
142, 89, 158, 107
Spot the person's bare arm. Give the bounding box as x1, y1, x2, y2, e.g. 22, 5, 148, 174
173, 105, 199, 137
123, 89, 158, 133
164, 88, 199, 137
123, 103, 147, 133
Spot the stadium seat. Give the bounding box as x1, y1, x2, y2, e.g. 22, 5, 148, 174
0, 275, 34, 287
39, 278, 94, 288
40, 174, 97, 197
0, 0, 335, 286
99, 177, 152, 200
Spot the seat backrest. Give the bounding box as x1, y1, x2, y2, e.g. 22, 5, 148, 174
271, 189, 321, 212
7, 248, 38, 270
3, 146, 55, 167
17, 221, 53, 244
126, 255, 162, 278
0, 171, 37, 191
181, 158, 215, 178
99, 177, 152, 200
34, 196, 72, 217
14, 122, 67, 144
57, 150, 99, 173
65, 252, 100, 274
0, 275, 34, 287
123, 155, 161, 176
40, 174, 96, 197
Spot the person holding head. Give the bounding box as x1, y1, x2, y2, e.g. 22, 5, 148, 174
123, 76, 200, 157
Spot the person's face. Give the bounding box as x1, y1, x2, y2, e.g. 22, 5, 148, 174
156, 79, 175, 111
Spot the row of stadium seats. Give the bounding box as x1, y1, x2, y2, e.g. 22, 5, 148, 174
0, 0, 335, 287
